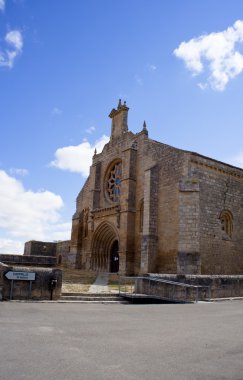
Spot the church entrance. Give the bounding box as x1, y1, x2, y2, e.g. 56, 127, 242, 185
91, 222, 119, 273
110, 240, 119, 273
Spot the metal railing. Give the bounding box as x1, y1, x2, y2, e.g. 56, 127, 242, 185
118, 276, 211, 303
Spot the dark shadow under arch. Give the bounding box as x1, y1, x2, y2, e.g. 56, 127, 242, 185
110, 240, 119, 273
91, 222, 119, 272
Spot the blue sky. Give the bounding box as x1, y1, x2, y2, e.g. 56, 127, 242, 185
1, 0, 243, 254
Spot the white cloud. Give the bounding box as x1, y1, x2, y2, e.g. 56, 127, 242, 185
0, 30, 23, 68
9, 168, 29, 177
50, 135, 109, 177
46, 222, 72, 241
0, 239, 24, 255
0, 0, 5, 11
85, 126, 96, 134
0, 170, 70, 248
147, 64, 157, 71
197, 82, 208, 90
52, 107, 63, 116
135, 75, 143, 86
227, 152, 243, 168
174, 20, 243, 91
6, 30, 23, 50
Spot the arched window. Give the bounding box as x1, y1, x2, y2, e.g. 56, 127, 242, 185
139, 199, 144, 232
106, 160, 122, 203
219, 210, 233, 238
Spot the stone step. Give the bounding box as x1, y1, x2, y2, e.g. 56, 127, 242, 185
61, 295, 121, 302
62, 292, 119, 297
58, 300, 128, 304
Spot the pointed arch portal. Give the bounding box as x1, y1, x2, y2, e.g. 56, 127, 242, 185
91, 222, 119, 272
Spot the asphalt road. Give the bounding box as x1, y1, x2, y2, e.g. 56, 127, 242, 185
0, 301, 243, 380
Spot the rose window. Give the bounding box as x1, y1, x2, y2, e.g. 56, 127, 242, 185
106, 161, 121, 202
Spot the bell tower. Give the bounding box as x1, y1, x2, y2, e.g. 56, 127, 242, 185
109, 99, 129, 139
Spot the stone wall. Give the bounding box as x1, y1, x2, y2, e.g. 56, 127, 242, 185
190, 155, 243, 274
23, 240, 73, 267
147, 274, 243, 299
177, 252, 201, 275
24, 241, 57, 257
0, 263, 62, 301
178, 177, 200, 274
135, 277, 207, 302
155, 143, 188, 274
0, 262, 7, 301
0, 254, 56, 267
56, 240, 73, 266
141, 165, 159, 273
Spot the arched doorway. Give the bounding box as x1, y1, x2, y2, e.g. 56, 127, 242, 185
91, 222, 119, 272
110, 240, 119, 273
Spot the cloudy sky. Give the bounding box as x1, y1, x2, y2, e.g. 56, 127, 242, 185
1, 0, 243, 254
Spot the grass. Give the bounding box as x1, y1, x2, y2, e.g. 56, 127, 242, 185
61, 267, 97, 293
61, 267, 134, 293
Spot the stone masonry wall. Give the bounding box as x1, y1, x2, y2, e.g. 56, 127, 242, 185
56, 240, 72, 266
0, 254, 56, 267
24, 241, 57, 257
0, 264, 62, 301
190, 155, 243, 274
148, 273, 243, 299
177, 178, 201, 274
153, 142, 189, 274
140, 165, 159, 273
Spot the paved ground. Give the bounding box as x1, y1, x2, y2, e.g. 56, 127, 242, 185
0, 301, 243, 380
88, 272, 109, 293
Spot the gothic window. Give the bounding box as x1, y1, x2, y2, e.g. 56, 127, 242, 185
220, 210, 233, 238
106, 160, 122, 202
139, 199, 144, 232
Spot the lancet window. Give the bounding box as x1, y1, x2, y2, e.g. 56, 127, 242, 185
220, 210, 233, 238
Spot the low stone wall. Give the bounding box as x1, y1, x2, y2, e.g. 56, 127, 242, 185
0, 262, 62, 301
0, 254, 56, 267
135, 277, 208, 302
0, 262, 7, 301
147, 274, 243, 299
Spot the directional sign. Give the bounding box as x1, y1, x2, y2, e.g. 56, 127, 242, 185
5, 271, 36, 281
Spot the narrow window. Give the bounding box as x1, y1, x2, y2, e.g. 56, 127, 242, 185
139, 199, 144, 233
220, 210, 233, 238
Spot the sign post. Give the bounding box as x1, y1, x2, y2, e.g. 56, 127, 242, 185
5, 271, 36, 300
5, 271, 36, 281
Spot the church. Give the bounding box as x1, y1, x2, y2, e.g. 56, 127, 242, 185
25, 101, 243, 276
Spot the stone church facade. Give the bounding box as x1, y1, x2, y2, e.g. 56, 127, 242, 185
24, 101, 243, 276
66, 100, 243, 275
